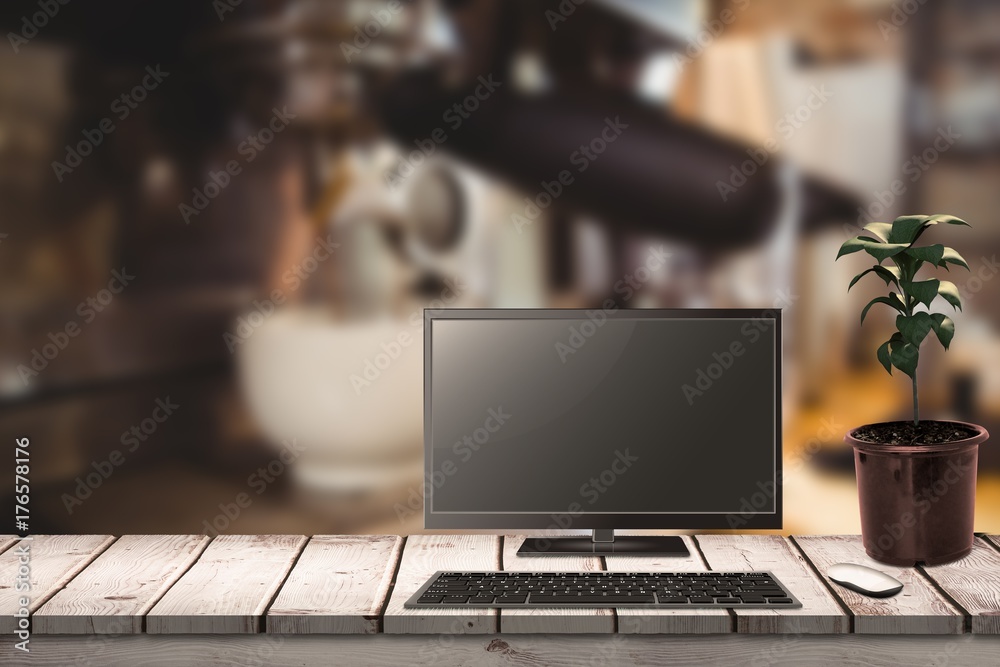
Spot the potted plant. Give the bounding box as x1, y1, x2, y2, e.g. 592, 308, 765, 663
836, 214, 989, 565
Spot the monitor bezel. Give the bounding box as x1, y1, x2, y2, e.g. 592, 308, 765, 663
423, 308, 782, 530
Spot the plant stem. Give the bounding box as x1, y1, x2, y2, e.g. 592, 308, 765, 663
912, 375, 919, 427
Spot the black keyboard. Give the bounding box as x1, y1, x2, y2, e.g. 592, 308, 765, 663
404, 571, 802, 608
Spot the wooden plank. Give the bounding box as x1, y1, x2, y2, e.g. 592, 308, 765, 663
10, 633, 1000, 667
382, 534, 500, 634
32, 535, 210, 634
921, 537, 1000, 634
794, 535, 963, 634
605, 535, 732, 634
267, 535, 403, 634
499, 535, 614, 634
695, 535, 849, 634
146, 535, 306, 634
0, 535, 115, 634
0, 536, 17, 555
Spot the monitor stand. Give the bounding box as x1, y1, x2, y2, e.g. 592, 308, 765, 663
516, 530, 690, 556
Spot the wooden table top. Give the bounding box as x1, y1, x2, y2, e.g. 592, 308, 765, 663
4, 534, 1000, 636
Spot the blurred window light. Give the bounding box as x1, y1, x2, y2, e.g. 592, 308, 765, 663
597, 0, 704, 42
636, 52, 681, 103
512, 51, 552, 95
421, 1, 459, 54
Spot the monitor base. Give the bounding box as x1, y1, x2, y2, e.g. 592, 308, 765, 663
516, 535, 690, 556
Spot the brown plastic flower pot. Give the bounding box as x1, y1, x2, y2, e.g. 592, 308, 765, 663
846, 421, 988, 566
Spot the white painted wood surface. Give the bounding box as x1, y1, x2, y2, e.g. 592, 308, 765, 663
605, 534, 732, 634
32, 534, 210, 634
499, 535, 614, 634
12, 533, 1000, 640
382, 534, 501, 634
146, 535, 307, 634
267, 535, 403, 634
0, 536, 17, 554
0, 534, 115, 634
794, 535, 963, 634
921, 537, 1000, 634
8, 633, 1000, 667
696, 534, 850, 634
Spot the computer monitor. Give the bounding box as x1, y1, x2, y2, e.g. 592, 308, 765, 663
423, 308, 781, 555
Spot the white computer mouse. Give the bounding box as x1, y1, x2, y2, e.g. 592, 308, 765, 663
827, 563, 904, 598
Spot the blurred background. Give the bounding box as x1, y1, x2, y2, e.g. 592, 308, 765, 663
2, 0, 999, 537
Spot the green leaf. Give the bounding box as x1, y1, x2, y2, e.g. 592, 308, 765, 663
876, 339, 893, 375
837, 236, 910, 263
905, 244, 945, 265
862, 222, 893, 242
861, 293, 906, 325
888, 215, 930, 244
938, 246, 970, 271
930, 313, 955, 350
925, 214, 970, 227
889, 338, 919, 378
837, 236, 879, 259
849, 265, 901, 290
937, 280, 963, 310
908, 279, 940, 308
889, 214, 970, 246
896, 312, 935, 347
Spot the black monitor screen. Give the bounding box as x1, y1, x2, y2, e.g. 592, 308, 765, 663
425, 310, 780, 529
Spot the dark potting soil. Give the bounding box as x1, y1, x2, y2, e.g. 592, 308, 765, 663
852, 420, 978, 446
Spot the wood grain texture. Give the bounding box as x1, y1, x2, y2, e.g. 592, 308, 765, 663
0, 536, 17, 555
146, 535, 307, 634
0, 534, 115, 634
921, 537, 1000, 634
696, 535, 849, 634
604, 534, 732, 634
986, 535, 1000, 552
267, 535, 403, 634
499, 535, 614, 634
9, 633, 1000, 667
32, 534, 210, 635
794, 535, 963, 634
382, 534, 500, 634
